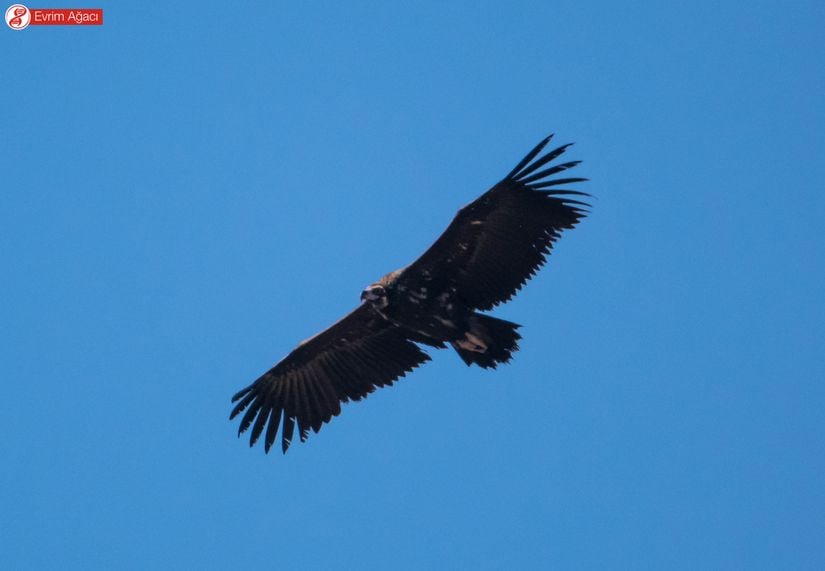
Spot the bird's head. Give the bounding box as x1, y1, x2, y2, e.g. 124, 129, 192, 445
360, 284, 388, 308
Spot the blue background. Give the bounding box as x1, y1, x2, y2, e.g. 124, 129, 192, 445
2, 2, 823, 569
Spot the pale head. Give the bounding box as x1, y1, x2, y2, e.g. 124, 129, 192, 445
360, 284, 388, 308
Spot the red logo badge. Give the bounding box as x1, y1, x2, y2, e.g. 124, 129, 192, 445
5, 4, 103, 29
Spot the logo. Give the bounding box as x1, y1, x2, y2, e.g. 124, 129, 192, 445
5, 5, 103, 28
5, 3, 29, 29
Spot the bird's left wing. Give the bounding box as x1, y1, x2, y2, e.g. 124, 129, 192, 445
230, 303, 431, 453
397, 135, 589, 311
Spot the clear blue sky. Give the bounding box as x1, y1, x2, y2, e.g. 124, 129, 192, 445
2, 2, 823, 569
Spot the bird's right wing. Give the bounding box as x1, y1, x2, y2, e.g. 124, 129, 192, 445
230, 303, 431, 453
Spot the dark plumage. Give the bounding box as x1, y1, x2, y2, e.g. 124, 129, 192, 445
230, 135, 589, 453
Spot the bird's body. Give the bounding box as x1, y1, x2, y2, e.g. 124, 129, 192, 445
231, 135, 589, 453
369, 270, 464, 343
363, 268, 520, 365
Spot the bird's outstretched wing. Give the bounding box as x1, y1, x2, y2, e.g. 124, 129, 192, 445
398, 135, 589, 311
230, 304, 431, 453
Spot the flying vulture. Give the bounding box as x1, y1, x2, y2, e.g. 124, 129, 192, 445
230, 135, 589, 453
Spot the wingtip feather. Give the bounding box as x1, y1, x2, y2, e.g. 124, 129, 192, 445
505, 134, 554, 179
516, 144, 575, 183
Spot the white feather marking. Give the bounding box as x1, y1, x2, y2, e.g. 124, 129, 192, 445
410, 289, 427, 300
435, 316, 455, 328
456, 334, 487, 353
464, 332, 487, 351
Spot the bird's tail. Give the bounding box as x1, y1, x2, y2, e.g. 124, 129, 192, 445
451, 313, 521, 369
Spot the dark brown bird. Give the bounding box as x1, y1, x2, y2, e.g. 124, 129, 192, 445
230, 135, 589, 453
